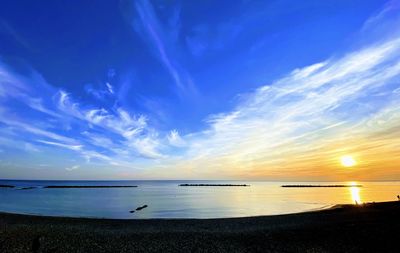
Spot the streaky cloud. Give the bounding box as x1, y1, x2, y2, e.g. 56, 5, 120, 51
164, 32, 400, 179
36, 140, 83, 151
129, 0, 197, 96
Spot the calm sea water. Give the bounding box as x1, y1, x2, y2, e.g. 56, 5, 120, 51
0, 180, 399, 219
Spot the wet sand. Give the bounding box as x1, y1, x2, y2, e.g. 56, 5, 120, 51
0, 201, 399, 252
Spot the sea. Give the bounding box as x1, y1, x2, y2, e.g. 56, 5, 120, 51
0, 180, 399, 219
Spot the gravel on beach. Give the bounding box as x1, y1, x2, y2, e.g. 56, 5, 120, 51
0, 201, 399, 253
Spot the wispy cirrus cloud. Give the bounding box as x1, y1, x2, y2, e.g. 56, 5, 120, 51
0, 117, 78, 145
2, 23, 400, 180
1, 1, 400, 181
84, 82, 115, 100
57, 90, 147, 138
0, 19, 31, 50
128, 0, 196, 95
65, 165, 80, 171
159, 31, 400, 180
174, 36, 400, 177
36, 140, 83, 151
55, 90, 164, 159
167, 129, 185, 147
361, 0, 400, 32
0, 59, 166, 168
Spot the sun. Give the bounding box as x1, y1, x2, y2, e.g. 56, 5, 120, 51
340, 155, 356, 167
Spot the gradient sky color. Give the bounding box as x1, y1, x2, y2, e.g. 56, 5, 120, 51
1, 0, 400, 180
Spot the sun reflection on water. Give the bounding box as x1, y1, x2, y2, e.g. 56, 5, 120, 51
350, 186, 361, 204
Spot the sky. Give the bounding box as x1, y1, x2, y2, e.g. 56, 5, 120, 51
0, 0, 400, 180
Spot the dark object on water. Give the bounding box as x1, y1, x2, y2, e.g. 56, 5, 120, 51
0, 184, 15, 188
179, 184, 250, 187
281, 184, 363, 188
129, 210, 135, 213
31, 236, 41, 253
19, 187, 37, 190
44, 185, 138, 188
136, 205, 148, 211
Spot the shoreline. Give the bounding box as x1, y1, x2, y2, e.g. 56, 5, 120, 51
0, 200, 392, 221
0, 203, 337, 220
1, 201, 399, 252
2, 200, 391, 222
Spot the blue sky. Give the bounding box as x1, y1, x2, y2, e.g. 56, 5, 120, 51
1, 0, 400, 180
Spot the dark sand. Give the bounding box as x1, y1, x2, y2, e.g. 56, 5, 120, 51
1, 201, 399, 253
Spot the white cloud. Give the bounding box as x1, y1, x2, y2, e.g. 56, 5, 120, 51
171, 34, 400, 176
81, 150, 111, 162
0, 57, 165, 164
81, 131, 115, 149
361, 0, 400, 32
37, 140, 83, 151
167, 129, 186, 147
0, 117, 78, 145
106, 82, 114, 94
55, 90, 163, 159
57, 91, 148, 139
2, 5, 400, 179
65, 165, 80, 171
130, 134, 165, 159
0, 62, 30, 98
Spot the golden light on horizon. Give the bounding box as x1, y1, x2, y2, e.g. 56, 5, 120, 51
340, 155, 356, 167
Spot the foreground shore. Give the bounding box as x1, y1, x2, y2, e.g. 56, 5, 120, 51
1, 201, 399, 253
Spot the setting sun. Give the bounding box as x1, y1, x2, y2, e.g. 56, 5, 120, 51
340, 155, 357, 167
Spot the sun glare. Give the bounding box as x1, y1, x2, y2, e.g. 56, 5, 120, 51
350, 186, 361, 204
340, 155, 356, 167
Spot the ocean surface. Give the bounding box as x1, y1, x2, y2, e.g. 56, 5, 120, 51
0, 180, 399, 219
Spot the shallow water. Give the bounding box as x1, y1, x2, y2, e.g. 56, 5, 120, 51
0, 180, 399, 219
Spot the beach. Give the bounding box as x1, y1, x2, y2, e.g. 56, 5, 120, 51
1, 201, 399, 252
